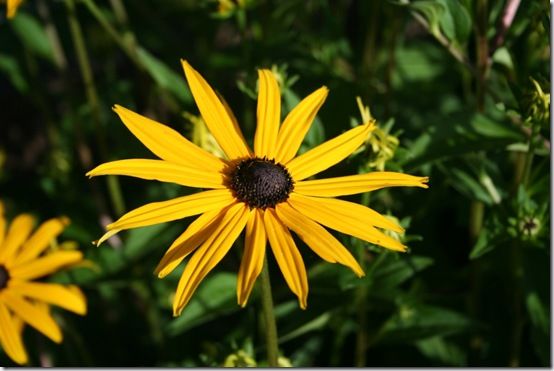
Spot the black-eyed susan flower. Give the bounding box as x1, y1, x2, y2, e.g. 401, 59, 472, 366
0, 202, 86, 365
87, 61, 428, 316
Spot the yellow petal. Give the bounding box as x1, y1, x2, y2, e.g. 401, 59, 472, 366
8, 281, 86, 315
173, 203, 250, 316
276, 202, 364, 277
263, 209, 308, 309
7, 0, 23, 19
237, 209, 266, 307
12, 217, 69, 266
1, 292, 62, 343
0, 302, 27, 365
181, 60, 251, 159
0, 214, 35, 265
154, 208, 225, 278
98, 189, 235, 245
10, 251, 83, 280
112, 104, 226, 171
274, 86, 328, 163
288, 193, 406, 251
294, 172, 429, 197
86, 159, 226, 189
293, 192, 402, 232
285, 123, 372, 181
254, 70, 281, 158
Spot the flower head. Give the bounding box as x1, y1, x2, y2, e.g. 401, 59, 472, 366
0, 202, 86, 365
87, 61, 428, 315
355, 97, 399, 171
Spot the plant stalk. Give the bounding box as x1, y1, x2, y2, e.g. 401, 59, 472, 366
259, 257, 279, 367
65, 0, 126, 217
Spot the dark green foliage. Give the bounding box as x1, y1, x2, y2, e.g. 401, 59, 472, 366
0, 0, 549, 366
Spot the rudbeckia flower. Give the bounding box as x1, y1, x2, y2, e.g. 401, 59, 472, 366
0, 202, 86, 365
88, 61, 428, 315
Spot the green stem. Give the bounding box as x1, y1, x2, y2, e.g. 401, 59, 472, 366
36, 0, 67, 70
65, 0, 126, 217
521, 124, 540, 187
508, 121, 540, 366
80, 0, 143, 70
259, 257, 279, 367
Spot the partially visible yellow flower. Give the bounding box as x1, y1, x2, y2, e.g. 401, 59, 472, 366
0, 202, 86, 365
184, 112, 226, 159
525, 77, 550, 125
223, 349, 257, 367
88, 61, 428, 316
6, 0, 23, 19
356, 97, 399, 171
215, 0, 247, 17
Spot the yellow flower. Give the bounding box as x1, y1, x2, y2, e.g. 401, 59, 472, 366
5, 0, 23, 19
0, 202, 86, 365
355, 97, 399, 171
87, 61, 428, 315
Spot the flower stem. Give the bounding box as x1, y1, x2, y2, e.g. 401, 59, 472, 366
80, 0, 144, 71
259, 257, 279, 367
65, 0, 126, 217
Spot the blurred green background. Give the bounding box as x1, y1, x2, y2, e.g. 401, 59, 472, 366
0, 0, 550, 366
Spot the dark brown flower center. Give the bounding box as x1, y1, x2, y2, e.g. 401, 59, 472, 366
0, 265, 9, 291
229, 157, 294, 209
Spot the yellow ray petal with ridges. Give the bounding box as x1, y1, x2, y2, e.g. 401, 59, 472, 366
254, 70, 281, 158
288, 193, 406, 251
0, 201, 5, 248
87, 159, 226, 189
1, 292, 62, 343
13, 217, 69, 266
0, 214, 35, 265
263, 209, 308, 309
237, 209, 266, 307
7, 0, 23, 19
173, 203, 251, 316
113, 104, 226, 171
10, 251, 83, 280
286, 123, 373, 181
155, 208, 226, 278
294, 172, 429, 197
0, 302, 27, 365
275, 87, 328, 163
276, 202, 364, 277
291, 192, 403, 233
8, 281, 86, 315
181, 60, 251, 159
97, 189, 235, 245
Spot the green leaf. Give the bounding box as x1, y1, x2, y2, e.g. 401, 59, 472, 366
470, 113, 523, 141
371, 255, 433, 290
278, 312, 331, 343
526, 291, 548, 333
67, 223, 179, 285
437, 0, 471, 44
166, 272, 238, 336
410, 1, 445, 37
416, 336, 467, 366
0, 54, 28, 93
378, 304, 477, 343
136, 48, 192, 104
10, 12, 54, 62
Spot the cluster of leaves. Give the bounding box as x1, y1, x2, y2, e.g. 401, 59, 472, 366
0, 0, 549, 366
